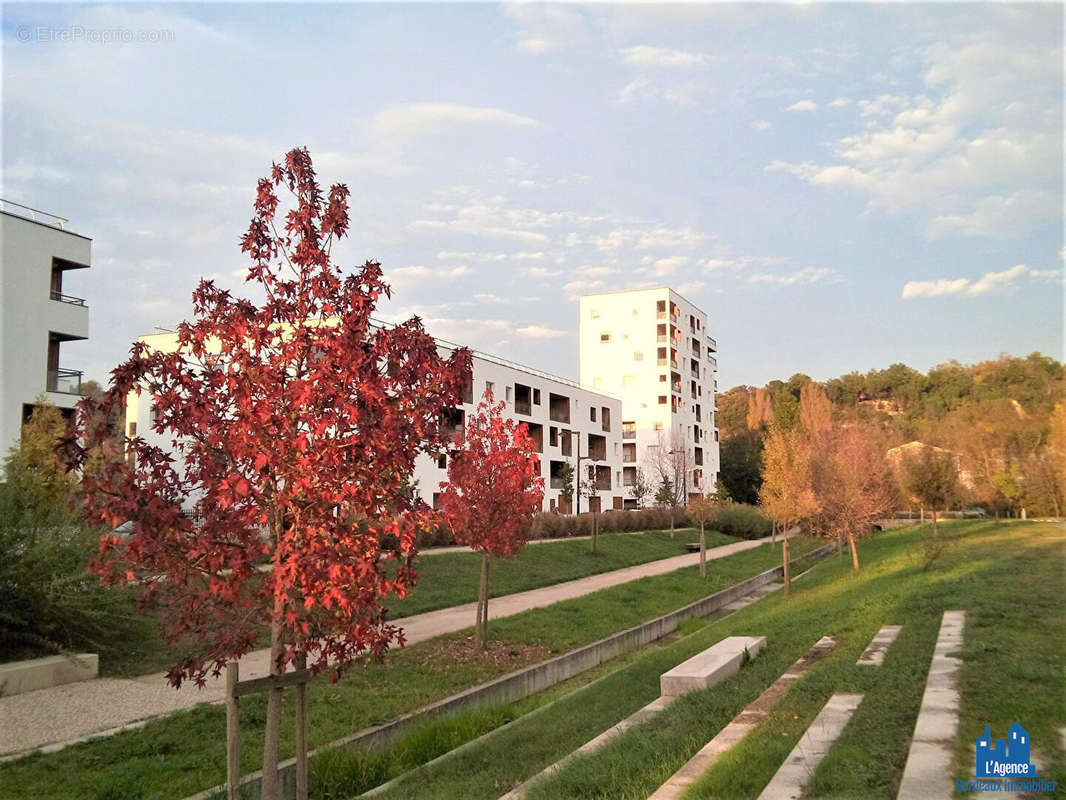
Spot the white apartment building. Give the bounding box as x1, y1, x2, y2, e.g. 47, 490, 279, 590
0, 202, 91, 476
125, 331, 624, 514
578, 287, 719, 506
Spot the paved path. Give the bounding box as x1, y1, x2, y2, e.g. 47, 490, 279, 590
0, 536, 772, 759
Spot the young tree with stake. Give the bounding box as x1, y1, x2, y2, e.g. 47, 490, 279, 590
686, 493, 719, 578
759, 424, 820, 594
438, 390, 544, 649
67, 149, 472, 800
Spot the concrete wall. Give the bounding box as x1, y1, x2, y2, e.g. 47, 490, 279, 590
0, 653, 98, 696
0, 212, 91, 474
186, 542, 835, 800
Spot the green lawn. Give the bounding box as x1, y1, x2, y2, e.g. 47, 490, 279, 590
433, 520, 1060, 800
0, 535, 812, 800
99, 528, 736, 678
386, 528, 739, 619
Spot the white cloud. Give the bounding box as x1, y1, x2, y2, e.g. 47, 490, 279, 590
768, 37, 1063, 239
746, 267, 840, 286
704, 254, 787, 273
515, 324, 567, 339
437, 250, 508, 262
676, 280, 706, 295
901, 264, 1032, 299
371, 103, 539, 136
385, 264, 472, 289
786, 100, 818, 112
502, 4, 586, 54
1029, 268, 1064, 282
590, 225, 708, 251
828, 97, 852, 108
617, 76, 703, 106
751, 119, 772, 131
563, 279, 605, 299
524, 266, 564, 279
648, 256, 689, 276
621, 45, 713, 69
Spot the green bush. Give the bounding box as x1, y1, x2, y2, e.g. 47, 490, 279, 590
711, 502, 773, 540
0, 401, 153, 663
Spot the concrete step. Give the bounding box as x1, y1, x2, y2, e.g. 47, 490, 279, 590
648, 635, 837, 800
857, 625, 902, 666
756, 693, 865, 800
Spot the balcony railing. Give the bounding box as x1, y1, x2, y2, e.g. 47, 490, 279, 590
50, 290, 87, 307
47, 367, 82, 395
1, 199, 68, 229
514, 400, 532, 416
595, 478, 611, 491
550, 477, 568, 490
708, 355, 717, 369
707, 336, 717, 352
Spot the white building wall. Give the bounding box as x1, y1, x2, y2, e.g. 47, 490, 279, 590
0, 210, 91, 475
127, 334, 624, 515
578, 287, 719, 504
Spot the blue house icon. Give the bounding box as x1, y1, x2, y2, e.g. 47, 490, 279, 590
976, 723, 1035, 778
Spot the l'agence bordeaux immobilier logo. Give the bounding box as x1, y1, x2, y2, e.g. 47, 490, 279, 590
955, 722, 1059, 794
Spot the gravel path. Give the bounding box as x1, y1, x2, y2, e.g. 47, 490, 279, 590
0, 536, 771, 759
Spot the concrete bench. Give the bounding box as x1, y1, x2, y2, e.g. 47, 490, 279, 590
661, 636, 766, 698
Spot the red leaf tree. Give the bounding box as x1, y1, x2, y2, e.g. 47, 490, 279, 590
437, 389, 544, 649
66, 148, 471, 796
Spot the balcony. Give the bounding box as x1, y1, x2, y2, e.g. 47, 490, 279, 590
594, 464, 611, 491
708, 355, 717, 370
50, 290, 87, 307
622, 443, 637, 463
47, 367, 82, 395
549, 393, 571, 424
707, 336, 717, 353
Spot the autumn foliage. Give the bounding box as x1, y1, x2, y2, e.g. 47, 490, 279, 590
67, 148, 472, 687
438, 389, 544, 647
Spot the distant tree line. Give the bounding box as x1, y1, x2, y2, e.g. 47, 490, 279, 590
718, 353, 1065, 517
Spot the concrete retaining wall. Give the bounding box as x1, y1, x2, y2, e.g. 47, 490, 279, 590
188, 542, 835, 800
0, 654, 98, 697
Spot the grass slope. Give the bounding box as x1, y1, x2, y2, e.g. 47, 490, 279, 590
509, 521, 1064, 800
99, 528, 733, 678
0, 535, 809, 800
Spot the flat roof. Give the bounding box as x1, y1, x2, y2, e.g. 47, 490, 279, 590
1, 209, 92, 242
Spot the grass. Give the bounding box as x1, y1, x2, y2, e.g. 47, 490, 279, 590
358, 521, 1063, 800
0, 534, 812, 800
92, 527, 733, 678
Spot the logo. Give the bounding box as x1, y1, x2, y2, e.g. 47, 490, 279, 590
956, 723, 1058, 794
976, 723, 1034, 778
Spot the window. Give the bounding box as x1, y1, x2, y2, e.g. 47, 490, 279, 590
622, 375, 635, 388
658, 395, 667, 405
590, 308, 600, 319
150, 406, 159, 424
437, 454, 447, 469
506, 386, 513, 403
654, 422, 664, 431
593, 377, 603, 389
656, 300, 666, 313
633, 351, 644, 362
549, 426, 558, 447
622, 421, 636, 439
485, 380, 494, 396
632, 308, 639, 317
533, 388, 541, 405
657, 347, 667, 366
590, 407, 597, 422
600, 332, 611, 343
128, 422, 137, 436
659, 374, 667, 382
432, 492, 441, 510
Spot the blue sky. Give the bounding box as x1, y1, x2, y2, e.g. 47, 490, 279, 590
2, 2, 1062, 388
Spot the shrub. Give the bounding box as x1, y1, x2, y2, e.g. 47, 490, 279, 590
711, 502, 773, 540
0, 401, 152, 662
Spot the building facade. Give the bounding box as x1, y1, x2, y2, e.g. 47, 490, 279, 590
125, 332, 625, 514
0, 202, 91, 476
578, 287, 719, 506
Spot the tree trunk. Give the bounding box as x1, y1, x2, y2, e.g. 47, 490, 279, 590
847, 531, 860, 571
782, 534, 791, 596
931, 509, 938, 539
670, 508, 675, 538
591, 513, 598, 554
261, 593, 285, 800
771, 521, 776, 550
476, 552, 490, 649
294, 652, 308, 800
699, 521, 706, 579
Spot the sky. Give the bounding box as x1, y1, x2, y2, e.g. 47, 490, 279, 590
2, 2, 1063, 390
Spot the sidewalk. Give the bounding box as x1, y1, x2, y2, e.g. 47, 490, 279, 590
0, 536, 771, 759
